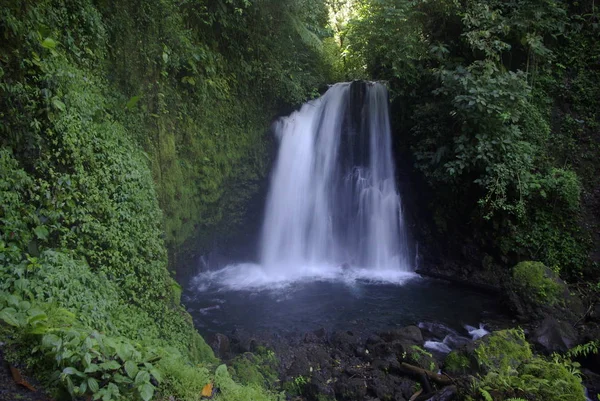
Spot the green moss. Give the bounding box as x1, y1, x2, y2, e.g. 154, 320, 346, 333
512, 261, 563, 306
230, 348, 279, 389
474, 329, 532, 373
444, 351, 471, 375
157, 351, 211, 400
214, 365, 280, 401
231, 355, 267, 387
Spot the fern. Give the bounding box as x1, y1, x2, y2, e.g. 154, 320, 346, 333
566, 341, 600, 359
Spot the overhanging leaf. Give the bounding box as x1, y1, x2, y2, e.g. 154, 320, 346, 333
134, 370, 150, 386
87, 377, 99, 393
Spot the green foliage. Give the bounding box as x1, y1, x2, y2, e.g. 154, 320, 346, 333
408, 345, 437, 371
230, 348, 279, 389
97, 0, 333, 248
467, 329, 586, 401
283, 375, 309, 396
215, 364, 282, 401
512, 261, 562, 306
156, 351, 211, 401
0, 292, 161, 401
344, 0, 425, 90
335, 0, 598, 279
1, 1, 331, 400
565, 340, 600, 360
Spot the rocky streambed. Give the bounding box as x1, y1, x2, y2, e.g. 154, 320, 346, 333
204, 314, 598, 401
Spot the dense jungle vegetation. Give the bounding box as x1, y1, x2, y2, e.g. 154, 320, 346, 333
333, 0, 600, 286
0, 0, 599, 400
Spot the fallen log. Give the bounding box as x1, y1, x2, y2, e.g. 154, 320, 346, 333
398, 362, 453, 387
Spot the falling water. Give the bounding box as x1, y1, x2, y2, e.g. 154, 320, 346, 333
260, 81, 411, 273
191, 81, 413, 290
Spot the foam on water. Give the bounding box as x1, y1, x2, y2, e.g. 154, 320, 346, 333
424, 341, 452, 354
192, 262, 417, 292
465, 324, 489, 340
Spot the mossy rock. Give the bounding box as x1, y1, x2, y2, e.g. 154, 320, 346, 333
512, 261, 563, 306
508, 261, 585, 323
474, 329, 532, 373
443, 329, 532, 376
230, 349, 279, 389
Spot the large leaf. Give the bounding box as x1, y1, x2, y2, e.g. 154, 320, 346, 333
87, 377, 99, 393
125, 95, 141, 110
99, 360, 121, 371
149, 368, 162, 384
124, 360, 138, 379
134, 370, 150, 386
51, 98, 66, 112
139, 383, 154, 401
0, 308, 20, 327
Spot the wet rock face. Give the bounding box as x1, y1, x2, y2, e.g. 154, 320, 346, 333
209, 333, 231, 358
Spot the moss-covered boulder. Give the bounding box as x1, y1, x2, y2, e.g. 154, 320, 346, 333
512, 261, 563, 306
229, 348, 279, 390
507, 261, 585, 324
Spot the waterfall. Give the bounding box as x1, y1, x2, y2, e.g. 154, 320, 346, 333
260, 81, 411, 273
192, 81, 414, 291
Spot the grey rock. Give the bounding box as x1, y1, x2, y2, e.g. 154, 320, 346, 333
531, 315, 578, 354
380, 326, 424, 346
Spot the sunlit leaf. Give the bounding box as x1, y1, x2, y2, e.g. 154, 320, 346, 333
41, 37, 57, 49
